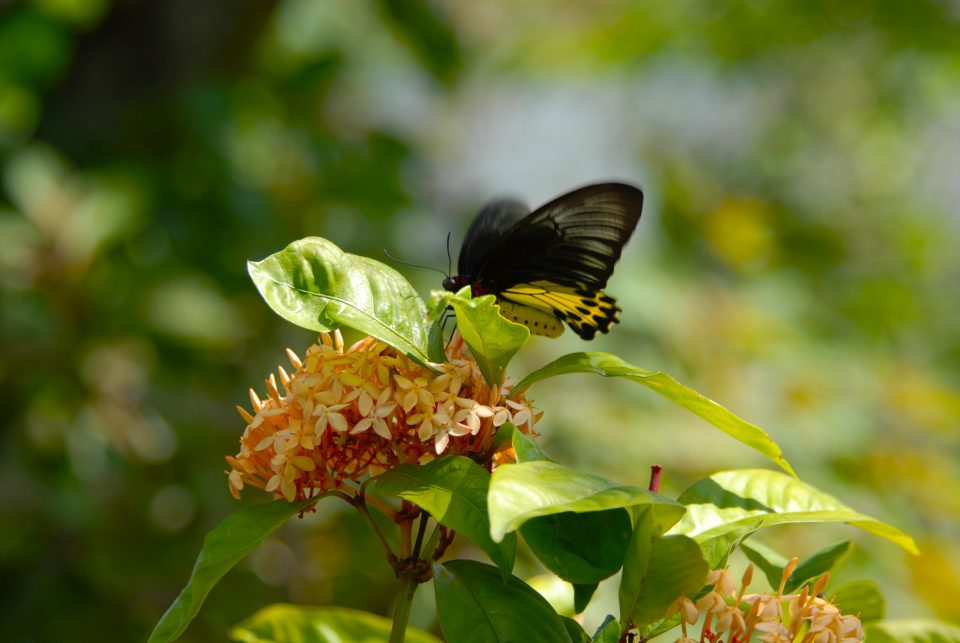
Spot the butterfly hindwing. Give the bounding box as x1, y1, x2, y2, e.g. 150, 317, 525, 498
496, 298, 564, 338
449, 182, 643, 340
498, 281, 620, 340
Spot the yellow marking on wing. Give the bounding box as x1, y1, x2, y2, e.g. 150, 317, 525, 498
499, 281, 620, 340
497, 300, 564, 337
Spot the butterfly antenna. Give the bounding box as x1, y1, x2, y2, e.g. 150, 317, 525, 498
382, 249, 449, 278
445, 231, 452, 278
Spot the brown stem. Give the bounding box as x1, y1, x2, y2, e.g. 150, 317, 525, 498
366, 494, 400, 520
432, 525, 456, 561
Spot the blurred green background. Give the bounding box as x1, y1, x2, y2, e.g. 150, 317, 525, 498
2, 0, 959, 640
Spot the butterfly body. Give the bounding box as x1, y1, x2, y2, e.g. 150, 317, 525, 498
444, 183, 643, 340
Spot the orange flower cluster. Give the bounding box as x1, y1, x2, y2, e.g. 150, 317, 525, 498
227, 330, 538, 502
666, 561, 863, 643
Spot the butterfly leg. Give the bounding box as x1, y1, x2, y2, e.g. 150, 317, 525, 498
440, 308, 458, 353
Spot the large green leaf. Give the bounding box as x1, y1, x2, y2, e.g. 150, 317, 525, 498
493, 432, 629, 586
513, 352, 795, 476
865, 619, 960, 642
488, 460, 685, 543
248, 237, 431, 365
439, 288, 530, 386
148, 498, 315, 643
369, 456, 516, 576
786, 540, 854, 592
696, 530, 744, 570
830, 580, 886, 622
739, 539, 854, 593
619, 508, 708, 629
622, 535, 708, 628
433, 560, 573, 643
561, 616, 592, 643
505, 447, 630, 602
520, 509, 632, 584
671, 469, 918, 556
739, 539, 789, 590
573, 583, 598, 614
229, 603, 442, 643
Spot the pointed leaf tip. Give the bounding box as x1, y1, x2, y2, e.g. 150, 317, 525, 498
514, 352, 796, 476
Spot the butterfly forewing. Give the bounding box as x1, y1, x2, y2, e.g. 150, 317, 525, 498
449, 182, 643, 340
457, 198, 530, 279
470, 183, 643, 292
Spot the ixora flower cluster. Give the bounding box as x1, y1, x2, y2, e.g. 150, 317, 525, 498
226, 330, 539, 502
666, 561, 864, 643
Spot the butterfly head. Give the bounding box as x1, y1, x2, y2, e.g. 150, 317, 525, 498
442, 275, 465, 292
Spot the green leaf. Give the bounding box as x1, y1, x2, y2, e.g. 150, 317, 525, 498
520, 509, 632, 584
618, 507, 654, 626
492, 422, 550, 463
248, 237, 431, 365
228, 603, 442, 643
426, 318, 447, 363
561, 616, 592, 643
443, 288, 530, 386
865, 619, 960, 643
513, 352, 795, 476
619, 508, 708, 629
148, 498, 315, 643
433, 559, 573, 642
671, 469, 918, 556
369, 456, 516, 576
739, 539, 788, 590
785, 540, 853, 592
637, 615, 682, 641
573, 583, 598, 614
830, 580, 886, 622
488, 460, 685, 543
741, 539, 855, 594
696, 530, 744, 570
592, 616, 621, 642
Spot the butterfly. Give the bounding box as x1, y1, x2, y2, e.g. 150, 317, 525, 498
442, 182, 643, 339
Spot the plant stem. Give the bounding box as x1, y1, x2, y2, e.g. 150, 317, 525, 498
390, 515, 418, 643
389, 567, 419, 643
399, 501, 414, 557
354, 493, 397, 564
412, 511, 429, 559
648, 464, 662, 493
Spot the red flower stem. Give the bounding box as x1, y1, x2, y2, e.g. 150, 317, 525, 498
649, 464, 663, 493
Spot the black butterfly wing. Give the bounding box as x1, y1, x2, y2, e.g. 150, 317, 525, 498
469, 182, 643, 291
457, 183, 643, 340
457, 198, 530, 279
